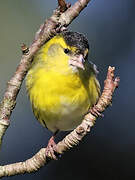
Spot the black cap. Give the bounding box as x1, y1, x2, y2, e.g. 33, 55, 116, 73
62, 31, 89, 52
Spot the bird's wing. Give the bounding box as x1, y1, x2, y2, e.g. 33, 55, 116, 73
88, 60, 99, 75
87, 60, 101, 105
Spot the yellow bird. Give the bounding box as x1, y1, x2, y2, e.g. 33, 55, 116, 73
26, 31, 100, 158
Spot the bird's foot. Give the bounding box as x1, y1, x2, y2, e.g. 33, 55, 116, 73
45, 136, 58, 160
89, 105, 104, 117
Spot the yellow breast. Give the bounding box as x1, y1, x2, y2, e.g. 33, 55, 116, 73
27, 66, 91, 132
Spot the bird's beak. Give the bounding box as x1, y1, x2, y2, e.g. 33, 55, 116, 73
69, 54, 85, 70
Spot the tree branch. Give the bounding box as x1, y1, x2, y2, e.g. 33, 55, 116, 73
58, 0, 71, 12
0, 67, 120, 178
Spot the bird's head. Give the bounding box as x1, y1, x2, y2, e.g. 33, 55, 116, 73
44, 31, 89, 72
61, 31, 89, 70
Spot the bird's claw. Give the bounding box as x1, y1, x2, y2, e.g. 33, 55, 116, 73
45, 136, 58, 160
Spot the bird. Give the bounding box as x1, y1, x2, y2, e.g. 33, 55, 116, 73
26, 31, 100, 159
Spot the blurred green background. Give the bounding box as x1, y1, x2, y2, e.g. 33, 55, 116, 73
0, 0, 135, 179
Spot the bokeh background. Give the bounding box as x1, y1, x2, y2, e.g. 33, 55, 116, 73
0, 0, 135, 179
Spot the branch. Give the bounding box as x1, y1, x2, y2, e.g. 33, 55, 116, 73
0, 67, 120, 177
0, 0, 91, 145
58, 0, 71, 12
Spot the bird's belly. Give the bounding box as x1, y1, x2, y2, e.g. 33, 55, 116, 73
33, 90, 90, 133
48, 96, 89, 132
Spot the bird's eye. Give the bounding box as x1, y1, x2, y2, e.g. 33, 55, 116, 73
64, 48, 70, 54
